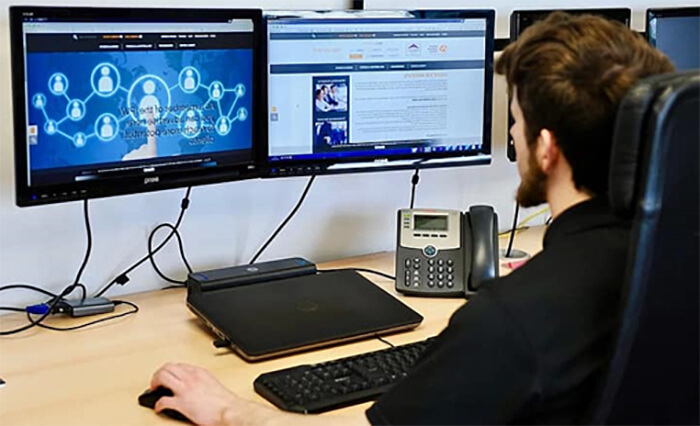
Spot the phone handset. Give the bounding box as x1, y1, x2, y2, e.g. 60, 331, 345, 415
463, 205, 499, 296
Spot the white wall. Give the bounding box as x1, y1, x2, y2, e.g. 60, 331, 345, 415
0, 0, 688, 309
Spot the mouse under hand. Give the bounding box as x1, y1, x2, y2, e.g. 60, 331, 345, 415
138, 386, 190, 422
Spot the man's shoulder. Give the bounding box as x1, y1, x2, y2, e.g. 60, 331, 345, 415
474, 221, 631, 345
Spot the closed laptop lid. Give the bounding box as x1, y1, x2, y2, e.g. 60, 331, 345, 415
187, 270, 423, 361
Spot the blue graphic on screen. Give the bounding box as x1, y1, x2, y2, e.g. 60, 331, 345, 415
26, 49, 253, 171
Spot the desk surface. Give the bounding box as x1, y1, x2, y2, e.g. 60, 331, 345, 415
0, 226, 544, 425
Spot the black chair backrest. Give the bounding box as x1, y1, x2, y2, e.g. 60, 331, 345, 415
593, 71, 700, 424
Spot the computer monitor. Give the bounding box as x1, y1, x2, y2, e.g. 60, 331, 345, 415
647, 7, 700, 71
263, 10, 495, 177
506, 8, 632, 162
9, 7, 263, 206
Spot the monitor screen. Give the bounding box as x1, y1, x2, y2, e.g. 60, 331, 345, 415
10, 7, 262, 206
264, 10, 494, 177
647, 8, 700, 71
506, 8, 631, 162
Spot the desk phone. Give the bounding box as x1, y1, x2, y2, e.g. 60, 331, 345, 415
396, 206, 499, 297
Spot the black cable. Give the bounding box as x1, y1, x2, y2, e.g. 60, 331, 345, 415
376, 335, 395, 348
0, 284, 58, 299
25, 300, 139, 332
0, 284, 81, 336
94, 187, 192, 298
0, 199, 95, 334
506, 202, 520, 258
0, 307, 26, 313
409, 168, 420, 209
249, 176, 316, 264
319, 268, 396, 281
148, 223, 193, 285
72, 199, 92, 300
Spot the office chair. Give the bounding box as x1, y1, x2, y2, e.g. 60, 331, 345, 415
589, 71, 700, 424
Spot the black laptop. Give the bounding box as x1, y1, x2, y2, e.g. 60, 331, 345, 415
187, 267, 423, 361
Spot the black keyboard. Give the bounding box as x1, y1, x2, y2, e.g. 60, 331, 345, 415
254, 338, 435, 413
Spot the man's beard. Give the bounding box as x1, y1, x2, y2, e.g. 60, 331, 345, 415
516, 153, 548, 207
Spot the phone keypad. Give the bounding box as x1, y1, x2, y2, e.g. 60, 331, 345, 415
402, 256, 456, 290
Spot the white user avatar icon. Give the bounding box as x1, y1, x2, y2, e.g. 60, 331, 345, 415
139, 80, 161, 120
184, 69, 196, 91
34, 94, 45, 108
101, 116, 114, 139
74, 133, 86, 148
219, 118, 229, 134
237, 107, 248, 121
212, 83, 222, 99
46, 121, 56, 134
70, 101, 82, 119
98, 66, 114, 93
185, 110, 198, 135
234, 83, 245, 97
53, 75, 65, 93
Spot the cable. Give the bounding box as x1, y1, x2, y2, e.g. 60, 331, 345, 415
25, 300, 139, 332
0, 200, 95, 334
0, 284, 82, 336
94, 187, 192, 298
376, 335, 395, 348
249, 176, 316, 264
0, 284, 58, 299
0, 307, 26, 313
72, 199, 92, 300
147, 223, 193, 285
409, 168, 420, 209
506, 202, 520, 257
319, 268, 396, 281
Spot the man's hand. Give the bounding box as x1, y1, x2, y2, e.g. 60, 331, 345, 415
149, 362, 370, 426
150, 363, 241, 425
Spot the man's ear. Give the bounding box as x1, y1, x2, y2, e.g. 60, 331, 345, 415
536, 128, 560, 174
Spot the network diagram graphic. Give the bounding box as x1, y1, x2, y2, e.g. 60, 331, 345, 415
31, 63, 249, 149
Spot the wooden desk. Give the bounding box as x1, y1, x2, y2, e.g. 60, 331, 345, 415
0, 227, 544, 425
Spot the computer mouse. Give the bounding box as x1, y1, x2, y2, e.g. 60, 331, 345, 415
138, 386, 190, 422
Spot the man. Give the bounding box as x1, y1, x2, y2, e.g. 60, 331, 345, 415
148, 13, 673, 425
315, 88, 331, 112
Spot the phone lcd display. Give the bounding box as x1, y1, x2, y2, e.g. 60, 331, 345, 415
414, 215, 448, 231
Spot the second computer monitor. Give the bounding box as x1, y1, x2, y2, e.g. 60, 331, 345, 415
264, 10, 495, 177
647, 7, 700, 71
505, 8, 632, 162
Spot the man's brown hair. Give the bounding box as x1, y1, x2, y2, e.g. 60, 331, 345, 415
496, 12, 674, 195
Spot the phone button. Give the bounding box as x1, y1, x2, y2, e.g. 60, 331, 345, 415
437, 281, 445, 288
423, 245, 437, 257
428, 259, 435, 265
427, 281, 435, 288
447, 259, 454, 266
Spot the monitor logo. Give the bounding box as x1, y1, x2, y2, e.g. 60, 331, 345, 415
144, 176, 160, 185
407, 42, 421, 55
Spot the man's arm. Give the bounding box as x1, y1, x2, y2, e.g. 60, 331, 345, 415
150, 363, 370, 426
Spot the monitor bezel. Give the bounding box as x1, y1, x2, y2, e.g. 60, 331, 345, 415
10, 6, 264, 207
505, 8, 632, 162
260, 9, 496, 178
646, 7, 700, 46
